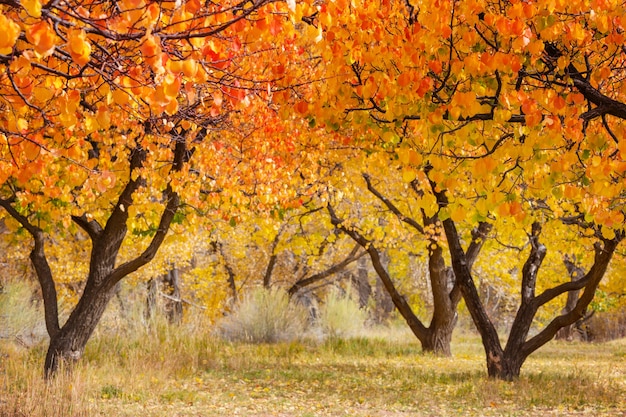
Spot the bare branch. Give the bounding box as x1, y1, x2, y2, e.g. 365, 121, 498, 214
288, 243, 367, 296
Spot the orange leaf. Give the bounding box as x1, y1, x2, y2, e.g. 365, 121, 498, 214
295, 100, 309, 114
140, 34, 161, 66
397, 72, 412, 88
67, 28, 91, 66
26, 21, 57, 56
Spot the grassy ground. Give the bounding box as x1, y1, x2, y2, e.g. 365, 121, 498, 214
1, 322, 625, 417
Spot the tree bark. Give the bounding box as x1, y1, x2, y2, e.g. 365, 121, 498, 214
45, 282, 117, 376
555, 255, 586, 340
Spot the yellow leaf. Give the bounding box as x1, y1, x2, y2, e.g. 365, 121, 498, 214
397, 148, 410, 165
0, 14, 20, 54
450, 205, 467, 222
182, 58, 198, 78
402, 167, 416, 183
601, 226, 616, 240
22, 0, 42, 18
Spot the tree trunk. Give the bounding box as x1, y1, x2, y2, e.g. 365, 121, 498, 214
44, 283, 117, 377
555, 255, 585, 341
485, 349, 524, 381
163, 268, 183, 324
351, 256, 372, 309
422, 316, 456, 355
146, 278, 158, 320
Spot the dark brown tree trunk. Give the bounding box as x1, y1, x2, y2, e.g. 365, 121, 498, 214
45, 282, 117, 376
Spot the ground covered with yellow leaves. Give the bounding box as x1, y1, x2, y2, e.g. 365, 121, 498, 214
2, 324, 625, 417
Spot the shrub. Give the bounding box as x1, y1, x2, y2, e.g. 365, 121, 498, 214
217, 287, 307, 343
317, 288, 367, 340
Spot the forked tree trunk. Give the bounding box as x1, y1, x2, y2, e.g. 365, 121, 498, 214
422, 315, 456, 355
1, 139, 188, 378
432, 182, 622, 380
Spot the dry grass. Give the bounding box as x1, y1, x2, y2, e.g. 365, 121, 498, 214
1, 318, 625, 417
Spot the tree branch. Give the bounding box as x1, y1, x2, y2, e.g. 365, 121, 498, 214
362, 173, 425, 234
104, 138, 186, 289
287, 243, 366, 296
520, 222, 547, 304
327, 203, 429, 341
522, 237, 620, 358
71, 214, 103, 241
0, 198, 60, 339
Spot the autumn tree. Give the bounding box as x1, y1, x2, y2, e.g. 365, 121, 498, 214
325, 169, 490, 355
0, 0, 325, 377
303, 0, 626, 379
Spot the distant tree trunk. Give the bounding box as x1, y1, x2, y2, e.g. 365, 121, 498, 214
555, 255, 586, 341
350, 256, 372, 309
146, 278, 159, 319
147, 268, 183, 324
211, 240, 238, 302
163, 268, 183, 324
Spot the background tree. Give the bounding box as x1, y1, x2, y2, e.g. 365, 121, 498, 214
325, 168, 490, 355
